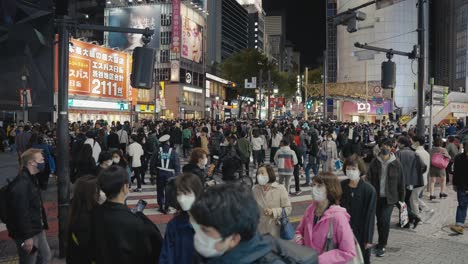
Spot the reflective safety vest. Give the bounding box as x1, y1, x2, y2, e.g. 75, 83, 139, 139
157, 147, 175, 174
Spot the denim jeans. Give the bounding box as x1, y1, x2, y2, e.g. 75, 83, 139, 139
456, 190, 468, 226
305, 156, 319, 184
14, 231, 51, 264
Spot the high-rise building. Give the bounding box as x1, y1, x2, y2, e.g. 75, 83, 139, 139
243, 4, 266, 53
206, 0, 249, 65
336, 0, 424, 115
265, 13, 286, 71
452, 0, 468, 93
326, 0, 337, 83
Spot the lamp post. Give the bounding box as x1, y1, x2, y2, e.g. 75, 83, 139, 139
21, 75, 28, 122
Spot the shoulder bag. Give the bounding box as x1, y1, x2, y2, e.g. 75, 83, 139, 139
324, 216, 364, 264
279, 208, 295, 240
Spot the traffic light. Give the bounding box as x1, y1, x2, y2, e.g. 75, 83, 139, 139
306, 97, 312, 109
381, 59, 396, 89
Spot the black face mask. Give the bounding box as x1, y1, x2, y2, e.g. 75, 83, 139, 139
380, 148, 390, 156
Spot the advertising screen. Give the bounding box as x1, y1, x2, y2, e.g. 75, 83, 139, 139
56, 39, 129, 100
181, 16, 203, 63
106, 6, 161, 52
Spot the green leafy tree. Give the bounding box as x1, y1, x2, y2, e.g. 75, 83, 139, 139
220, 48, 296, 117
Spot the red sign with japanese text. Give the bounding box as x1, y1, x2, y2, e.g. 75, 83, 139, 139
276, 97, 285, 108
55, 38, 129, 100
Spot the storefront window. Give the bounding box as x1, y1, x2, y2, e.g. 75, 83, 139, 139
182, 91, 202, 106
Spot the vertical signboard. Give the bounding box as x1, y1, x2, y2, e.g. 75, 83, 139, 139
172, 0, 181, 53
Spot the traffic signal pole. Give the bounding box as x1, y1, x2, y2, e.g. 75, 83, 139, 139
305, 67, 308, 120
416, 0, 426, 138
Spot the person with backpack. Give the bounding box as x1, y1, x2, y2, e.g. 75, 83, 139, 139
209, 125, 224, 161
218, 135, 242, 182
237, 131, 252, 177
154, 134, 180, 214
190, 183, 318, 264
5, 148, 52, 264
304, 128, 320, 186
274, 138, 298, 193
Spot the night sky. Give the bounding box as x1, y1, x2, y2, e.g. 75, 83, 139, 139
263, 0, 326, 69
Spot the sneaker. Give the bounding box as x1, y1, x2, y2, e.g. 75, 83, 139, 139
133, 188, 142, 192
450, 225, 464, 235
301, 183, 310, 187
439, 193, 448, 199
375, 247, 386, 257
429, 195, 436, 201
295, 190, 302, 196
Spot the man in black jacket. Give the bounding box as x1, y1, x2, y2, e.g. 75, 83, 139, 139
450, 136, 468, 235
91, 166, 163, 263
6, 148, 51, 263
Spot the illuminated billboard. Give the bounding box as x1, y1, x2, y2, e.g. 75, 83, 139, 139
181, 16, 203, 63
105, 6, 161, 52
55, 39, 129, 100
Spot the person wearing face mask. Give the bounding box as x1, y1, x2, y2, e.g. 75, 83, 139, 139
341, 155, 377, 264
67, 175, 101, 264
91, 166, 163, 263
253, 165, 292, 238
295, 173, 357, 264
367, 139, 405, 258
182, 148, 208, 183
319, 133, 338, 173
190, 183, 300, 263
159, 173, 203, 264
6, 148, 52, 264
96, 151, 113, 175
342, 135, 364, 159
111, 150, 132, 186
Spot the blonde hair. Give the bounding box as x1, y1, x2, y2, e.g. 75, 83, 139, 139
21, 148, 43, 168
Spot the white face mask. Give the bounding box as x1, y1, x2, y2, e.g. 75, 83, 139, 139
192, 222, 227, 258
202, 158, 208, 167
98, 190, 106, 205
177, 192, 196, 211
257, 174, 269, 186
311, 186, 327, 202
105, 160, 113, 167
347, 169, 360, 181
113, 157, 120, 164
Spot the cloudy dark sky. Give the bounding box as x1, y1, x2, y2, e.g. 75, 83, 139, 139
263, 0, 326, 69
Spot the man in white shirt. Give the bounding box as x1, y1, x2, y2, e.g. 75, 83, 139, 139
127, 134, 144, 192
116, 124, 129, 155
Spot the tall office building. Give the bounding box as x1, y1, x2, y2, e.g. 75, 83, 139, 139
243, 4, 266, 53
206, 0, 249, 65
265, 13, 286, 71
452, 0, 468, 92
326, 0, 337, 83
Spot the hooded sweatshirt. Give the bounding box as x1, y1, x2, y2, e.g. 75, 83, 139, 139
377, 154, 396, 197
295, 204, 356, 264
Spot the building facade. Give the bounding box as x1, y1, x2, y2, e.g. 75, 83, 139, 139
206, 0, 249, 65
244, 4, 266, 53
265, 13, 286, 71
326, 0, 337, 83
336, 0, 423, 115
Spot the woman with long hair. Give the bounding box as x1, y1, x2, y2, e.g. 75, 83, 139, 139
429, 137, 451, 200
67, 175, 100, 264
74, 144, 97, 181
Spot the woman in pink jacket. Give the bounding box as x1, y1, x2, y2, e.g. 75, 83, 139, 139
295, 172, 356, 264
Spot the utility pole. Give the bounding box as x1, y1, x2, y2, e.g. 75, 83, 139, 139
429, 77, 434, 149
56, 18, 70, 258
305, 67, 308, 121
21, 75, 28, 122
258, 69, 263, 119
416, 0, 426, 138
267, 70, 271, 121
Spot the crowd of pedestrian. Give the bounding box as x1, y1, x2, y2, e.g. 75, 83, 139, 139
1, 117, 466, 264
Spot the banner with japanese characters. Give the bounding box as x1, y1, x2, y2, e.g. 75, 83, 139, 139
57, 39, 129, 100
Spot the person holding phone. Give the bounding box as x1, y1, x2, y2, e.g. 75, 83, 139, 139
91, 166, 163, 263
159, 173, 204, 264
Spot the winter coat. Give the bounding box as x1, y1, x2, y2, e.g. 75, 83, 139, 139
321, 140, 338, 173
274, 146, 298, 176
295, 204, 356, 264
127, 142, 144, 168
253, 182, 292, 238
182, 163, 206, 183
84, 138, 102, 164
6, 169, 48, 241
159, 213, 195, 264
67, 208, 93, 264
237, 137, 252, 163
340, 179, 377, 248
91, 201, 163, 264
414, 146, 430, 186
367, 155, 405, 205
170, 127, 182, 145
396, 147, 425, 188
199, 234, 284, 264
453, 152, 468, 191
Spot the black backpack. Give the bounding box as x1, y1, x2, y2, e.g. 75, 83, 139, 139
0, 177, 18, 224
